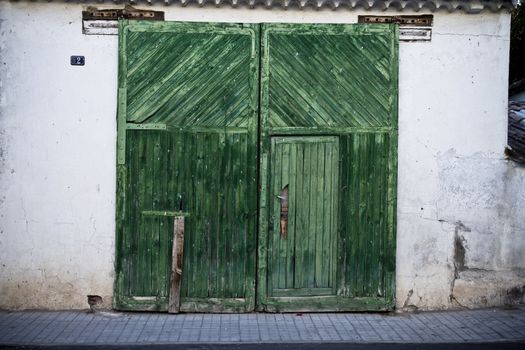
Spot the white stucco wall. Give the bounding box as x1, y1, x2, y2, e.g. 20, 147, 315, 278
0, 2, 522, 310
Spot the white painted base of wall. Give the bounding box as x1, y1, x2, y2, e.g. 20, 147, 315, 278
0, 2, 523, 311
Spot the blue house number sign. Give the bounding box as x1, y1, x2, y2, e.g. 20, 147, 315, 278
70, 56, 85, 66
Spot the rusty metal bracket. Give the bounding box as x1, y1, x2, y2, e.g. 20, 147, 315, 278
82, 6, 164, 21
277, 185, 289, 239
358, 15, 433, 26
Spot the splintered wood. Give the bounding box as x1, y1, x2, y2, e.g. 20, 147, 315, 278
169, 216, 185, 313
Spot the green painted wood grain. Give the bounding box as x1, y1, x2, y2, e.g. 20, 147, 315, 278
125, 28, 254, 128
119, 130, 256, 305
268, 137, 339, 296
115, 21, 259, 312
259, 23, 398, 312
116, 21, 397, 313
265, 25, 395, 129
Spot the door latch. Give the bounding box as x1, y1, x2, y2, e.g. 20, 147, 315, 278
277, 185, 289, 239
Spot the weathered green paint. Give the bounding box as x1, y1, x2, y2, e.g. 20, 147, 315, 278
268, 136, 339, 296
116, 21, 398, 313
258, 23, 398, 312
115, 21, 259, 312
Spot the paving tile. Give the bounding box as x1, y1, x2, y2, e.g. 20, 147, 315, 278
1, 307, 525, 345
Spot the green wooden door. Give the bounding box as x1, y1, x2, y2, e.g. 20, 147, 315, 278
268, 136, 339, 297
258, 24, 398, 312
115, 21, 259, 312
116, 21, 397, 313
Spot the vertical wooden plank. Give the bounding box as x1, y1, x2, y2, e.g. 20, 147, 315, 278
364, 133, 377, 296
160, 132, 174, 298
336, 135, 349, 296
325, 142, 334, 288
304, 142, 314, 288
122, 132, 135, 296
181, 132, 193, 299
269, 138, 277, 294
244, 24, 260, 311
286, 143, 297, 289
169, 216, 185, 313
144, 132, 155, 296
134, 132, 146, 296
293, 143, 305, 289
115, 162, 127, 298
217, 134, 230, 297
127, 132, 139, 297
386, 132, 396, 301
151, 132, 162, 297
202, 132, 212, 298
329, 138, 339, 290
280, 141, 289, 289
208, 133, 221, 298
387, 24, 399, 305
315, 142, 326, 288
277, 140, 288, 290
238, 132, 248, 297
216, 133, 228, 298
350, 134, 362, 297
257, 150, 269, 309
306, 142, 318, 288
370, 133, 382, 297
230, 133, 240, 298
195, 133, 208, 297
224, 133, 233, 298
116, 20, 128, 166
377, 134, 385, 296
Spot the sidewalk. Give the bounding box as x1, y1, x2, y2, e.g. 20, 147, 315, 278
1, 306, 524, 349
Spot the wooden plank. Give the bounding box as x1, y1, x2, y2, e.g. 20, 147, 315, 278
126, 123, 167, 130
180, 132, 193, 299
286, 143, 297, 290
329, 139, 339, 290
237, 133, 249, 297
272, 288, 333, 297
335, 135, 349, 296
128, 132, 140, 297
264, 295, 392, 313
158, 132, 170, 298
230, 133, 241, 297
114, 164, 127, 301
208, 132, 222, 298
168, 216, 185, 313
268, 127, 393, 135
257, 151, 270, 310
150, 132, 162, 297
223, 133, 234, 297
293, 141, 305, 289
269, 138, 281, 293
315, 142, 326, 288
194, 133, 207, 297
305, 142, 316, 289
180, 298, 248, 313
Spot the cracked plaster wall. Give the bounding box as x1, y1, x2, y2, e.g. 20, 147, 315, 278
0, 2, 521, 310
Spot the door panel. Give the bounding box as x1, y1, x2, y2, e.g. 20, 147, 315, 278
269, 137, 339, 297
115, 21, 259, 312
258, 23, 398, 312
265, 26, 395, 129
